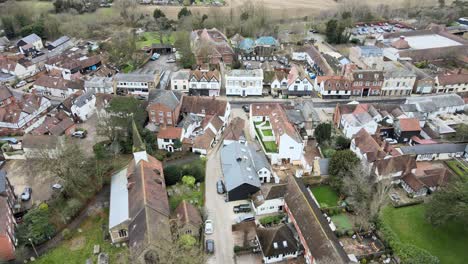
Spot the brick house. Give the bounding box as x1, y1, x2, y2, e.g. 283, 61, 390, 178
350, 70, 384, 97
146, 90, 183, 131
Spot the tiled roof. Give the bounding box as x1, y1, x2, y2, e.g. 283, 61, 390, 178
0, 86, 13, 101
256, 223, 299, 258
148, 89, 182, 111
223, 117, 245, 141
353, 128, 386, 162
173, 200, 202, 227
396, 118, 421, 132
375, 155, 416, 176
180, 96, 228, 117
193, 129, 216, 150
287, 65, 312, 87
317, 76, 352, 91
157, 127, 182, 139
189, 70, 220, 82
437, 73, 468, 86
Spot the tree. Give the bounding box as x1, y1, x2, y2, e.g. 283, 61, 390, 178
0, 16, 16, 38
153, 8, 166, 20
425, 180, 468, 226
455, 123, 468, 142
178, 7, 192, 20
16, 204, 55, 244
325, 19, 349, 44
182, 175, 196, 188
174, 30, 195, 68
314, 123, 332, 144
328, 150, 359, 190
335, 135, 350, 150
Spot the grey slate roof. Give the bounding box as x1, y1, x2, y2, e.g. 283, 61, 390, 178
17, 33, 41, 46
221, 142, 269, 192
49, 36, 70, 48
178, 113, 203, 130
400, 104, 418, 112
0, 170, 6, 194
406, 94, 465, 110
319, 158, 330, 175
114, 71, 157, 82
148, 89, 182, 111
400, 143, 467, 155
74, 91, 95, 107
285, 109, 305, 125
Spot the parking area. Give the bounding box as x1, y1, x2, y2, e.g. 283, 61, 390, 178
74, 113, 105, 157
351, 22, 413, 39
3, 160, 59, 209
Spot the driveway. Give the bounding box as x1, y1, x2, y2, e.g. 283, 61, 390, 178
74, 113, 106, 157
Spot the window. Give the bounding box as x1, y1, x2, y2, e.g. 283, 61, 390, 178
174, 85, 178, 90
118, 229, 128, 238
164, 139, 170, 142
167, 119, 172, 125
159, 111, 164, 116
166, 112, 171, 117
289, 146, 294, 149
151, 111, 155, 115
358, 74, 363, 79
183, 85, 187, 90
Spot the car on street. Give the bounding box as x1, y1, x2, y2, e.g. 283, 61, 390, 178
205, 239, 215, 254
21, 187, 32, 201
235, 213, 255, 224
150, 53, 160, 61
242, 105, 250, 113
233, 204, 251, 213
72, 130, 87, 138
216, 180, 225, 194
205, 219, 214, 234
15, 81, 27, 88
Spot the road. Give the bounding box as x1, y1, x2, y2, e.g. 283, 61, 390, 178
226, 97, 406, 108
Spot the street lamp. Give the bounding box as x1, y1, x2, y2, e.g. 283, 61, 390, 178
28, 238, 39, 258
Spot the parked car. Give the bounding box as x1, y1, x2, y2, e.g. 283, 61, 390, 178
150, 53, 160, 61
205, 219, 214, 234
15, 81, 27, 88
166, 57, 176, 63
233, 204, 251, 213
216, 180, 225, 194
52, 183, 63, 190
21, 187, 32, 201
72, 130, 87, 138
205, 239, 215, 254
235, 213, 255, 224
242, 105, 250, 113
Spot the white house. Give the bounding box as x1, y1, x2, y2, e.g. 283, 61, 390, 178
374, 155, 416, 183
252, 184, 286, 216
435, 73, 468, 93
340, 111, 378, 139
250, 103, 304, 165
157, 127, 183, 152
33, 75, 83, 98
114, 70, 160, 96
0, 57, 38, 79
405, 94, 465, 119
315, 76, 352, 99
188, 69, 221, 96
70, 91, 96, 121
84, 76, 113, 94
16, 34, 43, 54
170, 70, 190, 93
225, 69, 263, 97
284, 65, 313, 96
378, 61, 416, 96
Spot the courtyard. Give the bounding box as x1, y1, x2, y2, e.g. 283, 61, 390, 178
254, 121, 278, 153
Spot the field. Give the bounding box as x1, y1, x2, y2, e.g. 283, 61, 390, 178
311, 185, 339, 208
35, 211, 128, 264
381, 205, 468, 264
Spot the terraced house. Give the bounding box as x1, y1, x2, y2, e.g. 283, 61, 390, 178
188, 69, 221, 96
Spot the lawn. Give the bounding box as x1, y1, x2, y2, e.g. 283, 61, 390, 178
261, 129, 273, 136
168, 182, 205, 210
311, 185, 339, 208
136, 32, 175, 49
446, 160, 468, 180
331, 214, 353, 233
35, 210, 128, 264
381, 205, 468, 264
262, 141, 278, 153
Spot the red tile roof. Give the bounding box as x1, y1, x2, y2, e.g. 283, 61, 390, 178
157, 127, 182, 140
173, 200, 202, 226
397, 118, 421, 132
437, 74, 468, 86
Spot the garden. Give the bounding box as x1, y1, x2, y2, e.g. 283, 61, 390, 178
380, 204, 468, 264
310, 185, 340, 208
254, 121, 278, 153
35, 210, 128, 264
136, 32, 175, 49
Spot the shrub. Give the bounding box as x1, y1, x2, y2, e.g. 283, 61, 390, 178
259, 214, 284, 226
63, 198, 83, 220
155, 153, 165, 161
347, 230, 354, 236
166, 152, 172, 158
62, 228, 72, 240
322, 148, 336, 158
350, 38, 360, 44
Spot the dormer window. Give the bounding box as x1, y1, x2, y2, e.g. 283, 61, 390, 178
273, 242, 278, 249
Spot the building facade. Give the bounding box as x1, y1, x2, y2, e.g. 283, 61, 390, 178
225, 69, 263, 97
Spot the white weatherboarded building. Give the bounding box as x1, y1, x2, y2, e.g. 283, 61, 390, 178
225, 69, 263, 97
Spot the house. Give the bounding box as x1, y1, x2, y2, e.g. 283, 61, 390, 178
350, 70, 384, 97
47, 36, 70, 50
435, 73, 468, 93
351, 128, 387, 163
0, 56, 38, 79
44, 55, 83, 80
285, 100, 320, 137
221, 142, 271, 201
16, 33, 43, 54
225, 69, 264, 97
108, 123, 171, 263
252, 184, 287, 216
0, 86, 14, 107
250, 103, 304, 165
33, 75, 84, 98
394, 118, 421, 143
170, 70, 190, 93
254, 36, 279, 56
190, 28, 234, 65
0, 170, 16, 261
315, 76, 352, 99
268, 71, 288, 97
405, 94, 465, 119
157, 127, 182, 152
401, 165, 451, 197
84, 76, 113, 94
31, 109, 75, 136
399, 143, 467, 161
179, 96, 230, 125
70, 91, 96, 122
348, 45, 383, 69
188, 69, 221, 96
302, 45, 334, 76
172, 200, 202, 239
146, 90, 183, 131
284, 178, 350, 264
114, 70, 160, 96
374, 155, 416, 182
256, 223, 300, 263
284, 65, 313, 97
378, 61, 416, 96
22, 135, 62, 159
223, 117, 246, 146
0, 93, 51, 132
340, 105, 379, 139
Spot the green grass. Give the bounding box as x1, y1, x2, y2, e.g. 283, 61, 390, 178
331, 214, 353, 232
136, 32, 175, 49
262, 141, 278, 153
168, 182, 204, 211
311, 185, 339, 208
446, 160, 468, 180
35, 211, 128, 264
261, 129, 273, 136
381, 205, 468, 264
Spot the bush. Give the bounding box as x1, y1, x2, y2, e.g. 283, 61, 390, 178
322, 148, 336, 158
164, 159, 206, 186
259, 214, 284, 226
350, 38, 360, 44
62, 228, 72, 240
63, 198, 83, 220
